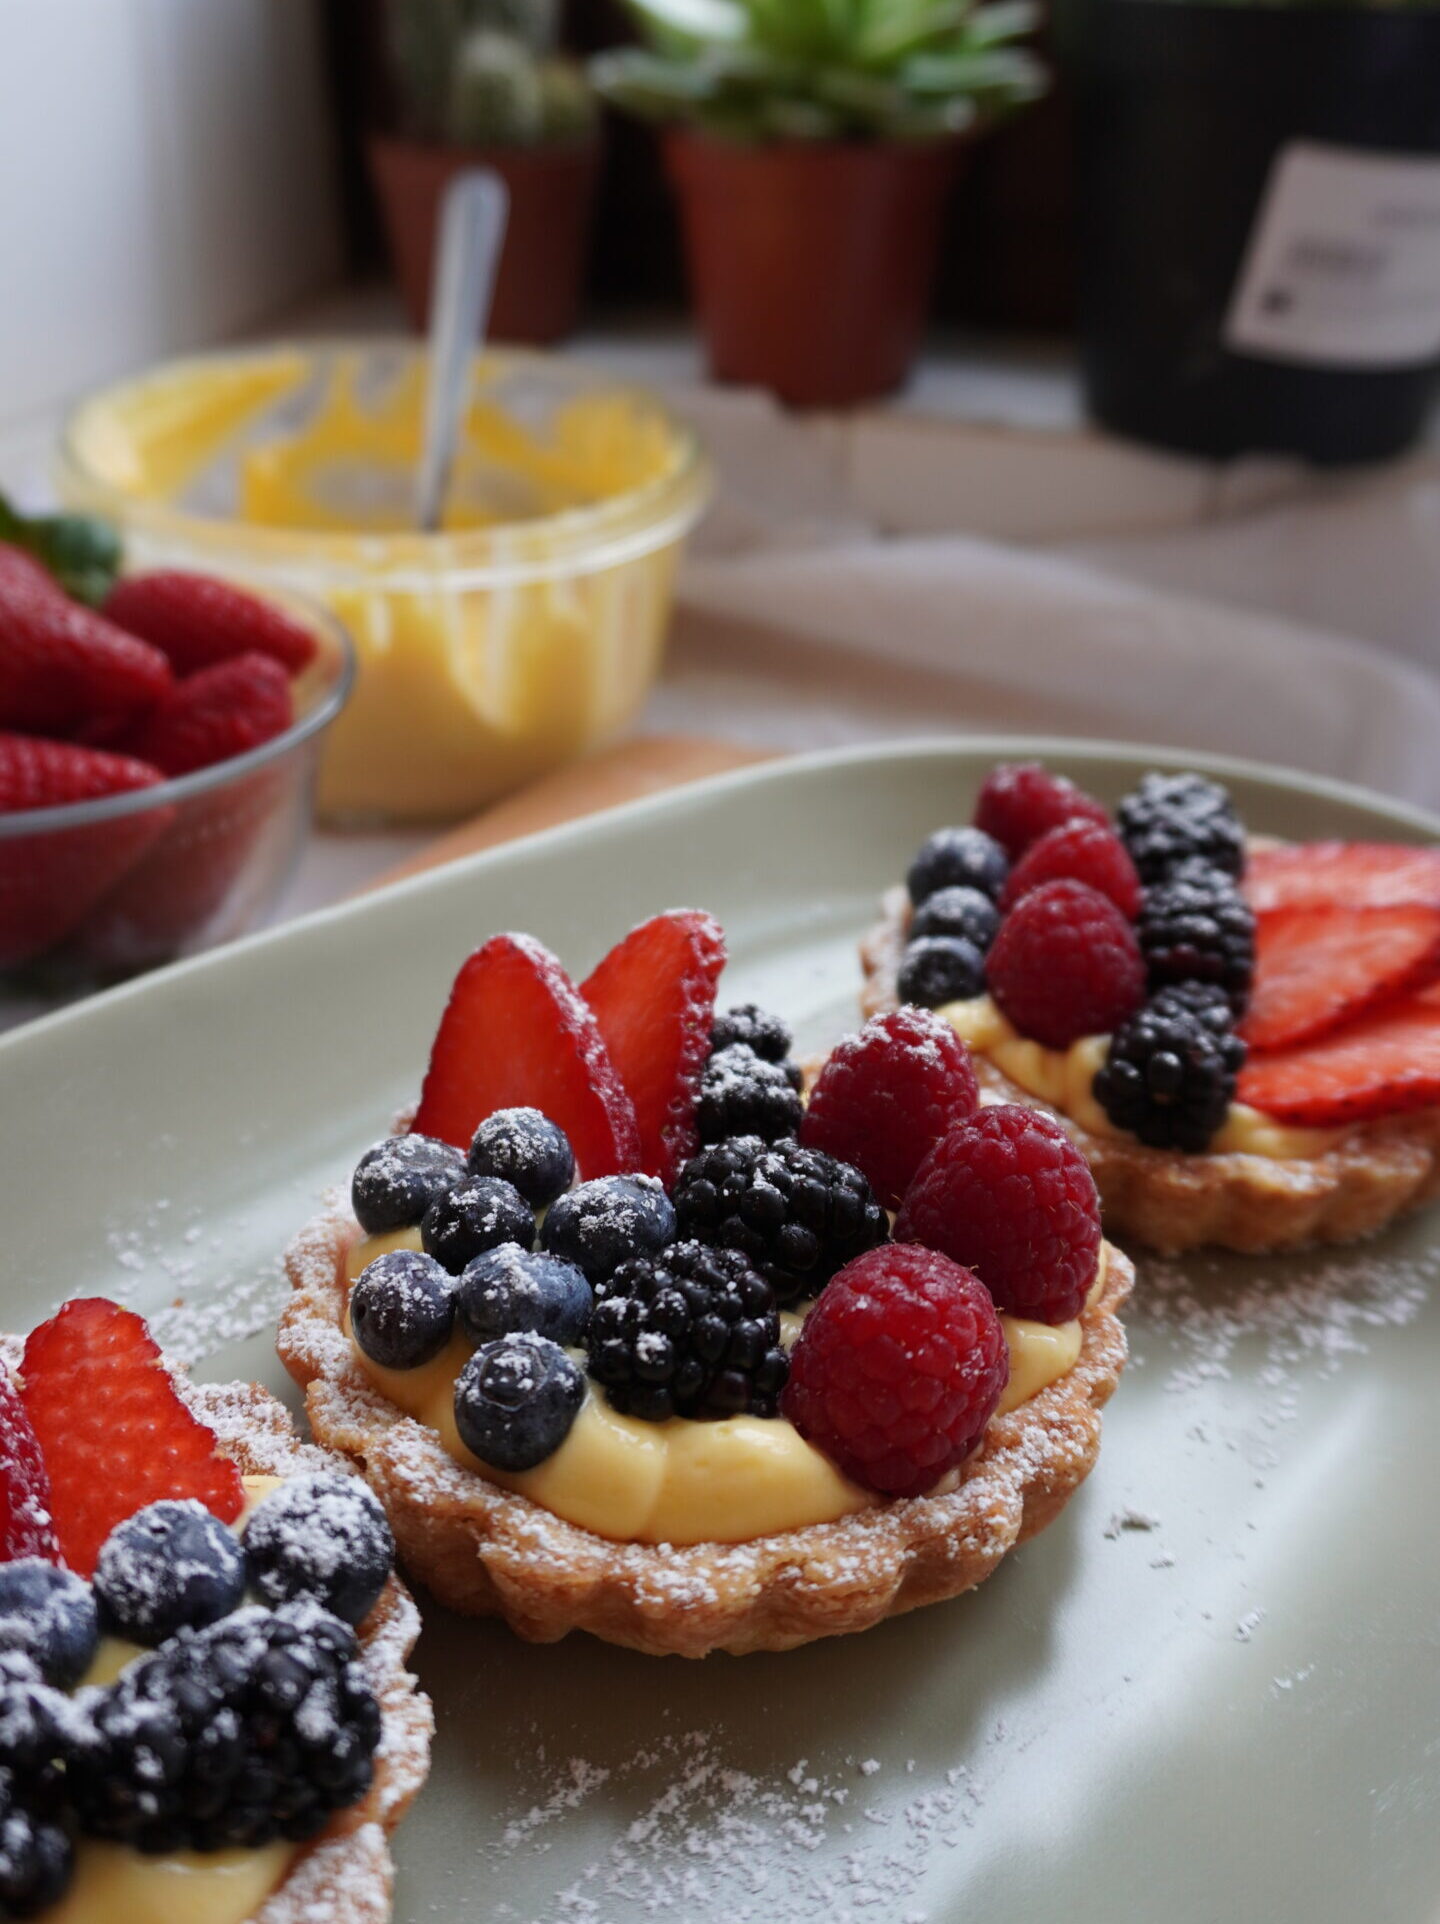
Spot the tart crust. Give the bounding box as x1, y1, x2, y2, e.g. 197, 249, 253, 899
0, 1338, 434, 1924
277, 1203, 1132, 1660
863, 885, 1440, 1256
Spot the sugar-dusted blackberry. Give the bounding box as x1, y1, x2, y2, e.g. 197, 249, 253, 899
70, 1601, 381, 1854
350, 1247, 457, 1370
897, 934, 986, 1008
1137, 859, 1256, 1012
587, 1241, 787, 1423
0, 1562, 97, 1688
466, 1107, 574, 1209
421, 1175, 535, 1275
672, 1136, 888, 1306
908, 884, 1001, 950
1116, 771, 1245, 885
1094, 983, 1246, 1152
907, 826, 1009, 906
350, 1133, 464, 1235
0, 1652, 78, 1807
695, 1043, 802, 1145
0, 1764, 72, 1919
454, 1334, 584, 1471
710, 1003, 791, 1064
540, 1175, 676, 1284
243, 1474, 394, 1628
94, 1501, 246, 1646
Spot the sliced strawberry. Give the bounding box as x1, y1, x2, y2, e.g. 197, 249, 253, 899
1238, 996, 1440, 1127
413, 933, 642, 1178
122, 651, 293, 778
1246, 842, 1440, 915
103, 571, 317, 678
1243, 903, 1440, 1052
581, 910, 726, 1186
0, 1367, 60, 1564
20, 1298, 243, 1577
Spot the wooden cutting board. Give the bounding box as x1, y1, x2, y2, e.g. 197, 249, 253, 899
366, 734, 774, 891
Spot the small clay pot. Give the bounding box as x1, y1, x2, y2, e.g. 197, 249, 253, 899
367, 133, 600, 344
664, 130, 966, 409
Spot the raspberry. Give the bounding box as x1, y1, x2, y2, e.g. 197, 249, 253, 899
781, 1246, 1008, 1498
974, 763, 1109, 860
987, 879, 1146, 1048
800, 1008, 979, 1209
1000, 820, 1142, 920
896, 1104, 1101, 1324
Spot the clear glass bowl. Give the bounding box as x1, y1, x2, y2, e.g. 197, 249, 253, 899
58, 342, 713, 825
0, 601, 353, 991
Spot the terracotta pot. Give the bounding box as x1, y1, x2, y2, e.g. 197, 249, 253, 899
367, 132, 600, 344
664, 131, 965, 409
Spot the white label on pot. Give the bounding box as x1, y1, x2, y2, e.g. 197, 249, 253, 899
1224, 141, 1440, 368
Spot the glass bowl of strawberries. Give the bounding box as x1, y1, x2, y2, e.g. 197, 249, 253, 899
0, 520, 354, 991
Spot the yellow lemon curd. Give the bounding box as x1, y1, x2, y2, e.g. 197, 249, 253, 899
940, 995, 1343, 1159
345, 1228, 1094, 1545
60, 345, 709, 823
53, 1479, 299, 1924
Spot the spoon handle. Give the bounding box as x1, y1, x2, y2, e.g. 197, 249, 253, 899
414, 168, 510, 533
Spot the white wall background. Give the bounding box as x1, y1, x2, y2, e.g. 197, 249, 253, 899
0, 0, 343, 429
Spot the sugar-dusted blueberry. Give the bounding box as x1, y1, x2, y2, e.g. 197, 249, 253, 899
897, 935, 986, 1008
453, 1334, 584, 1472
457, 1244, 593, 1348
906, 827, 1009, 907
539, 1174, 676, 1284
909, 885, 1000, 951
93, 1501, 246, 1646
466, 1107, 575, 1210
0, 1561, 97, 1687
421, 1175, 535, 1275
351, 1133, 465, 1235
243, 1472, 394, 1628
351, 1248, 456, 1370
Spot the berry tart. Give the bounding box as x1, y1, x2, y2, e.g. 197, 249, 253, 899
862, 760, 1440, 1254
279, 911, 1132, 1659
0, 1297, 431, 1924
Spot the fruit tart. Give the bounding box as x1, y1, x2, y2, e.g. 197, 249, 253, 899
0, 1297, 431, 1923
861, 760, 1440, 1255
279, 911, 1131, 1659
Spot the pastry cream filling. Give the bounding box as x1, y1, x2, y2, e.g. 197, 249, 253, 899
939, 995, 1343, 1160
51, 1477, 297, 1924
345, 1229, 1096, 1546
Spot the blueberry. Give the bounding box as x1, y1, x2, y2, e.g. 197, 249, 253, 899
898, 935, 987, 1007
0, 1561, 97, 1686
909, 884, 1001, 951
539, 1175, 676, 1284
454, 1334, 584, 1472
907, 827, 1009, 906
422, 1175, 535, 1275
457, 1244, 592, 1348
351, 1134, 465, 1235
351, 1248, 456, 1369
94, 1501, 246, 1646
466, 1108, 574, 1210
243, 1473, 394, 1627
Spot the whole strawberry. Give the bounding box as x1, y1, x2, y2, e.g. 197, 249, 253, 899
123, 651, 293, 777
103, 571, 317, 678
0, 572, 171, 740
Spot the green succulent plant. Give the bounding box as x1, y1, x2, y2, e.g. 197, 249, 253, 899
591, 0, 1046, 142
387, 0, 597, 146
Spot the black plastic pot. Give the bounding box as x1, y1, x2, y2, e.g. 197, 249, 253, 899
1063, 1, 1440, 464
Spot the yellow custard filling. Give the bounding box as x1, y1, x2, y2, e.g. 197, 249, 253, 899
940, 995, 1342, 1160
52, 1477, 298, 1924
345, 1230, 1094, 1545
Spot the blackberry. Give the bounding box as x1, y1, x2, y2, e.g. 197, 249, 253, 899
70, 1602, 380, 1854
908, 884, 1000, 950
421, 1175, 535, 1275
907, 826, 1009, 906
897, 935, 986, 1008
540, 1175, 675, 1284
94, 1501, 246, 1646
350, 1248, 456, 1370
350, 1134, 464, 1235
1094, 983, 1246, 1152
243, 1474, 394, 1628
0, 1766, 72, 1919
0, 1653, 81, 1914
672, 1136, 888, 1307
1116, 771, 1245, 885
457, 1245, 592, 1347
453, 1334, 584, 1471
466, 1108, 574, 1209
696, 1044, 802, 1144
1137, 859, 1256, 1012
587, 1241, 788, 1422
0, 1562, 97, 1687
710, 1003, 791, 1063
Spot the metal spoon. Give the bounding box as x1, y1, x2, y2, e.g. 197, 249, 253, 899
413, 168, 510, 533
